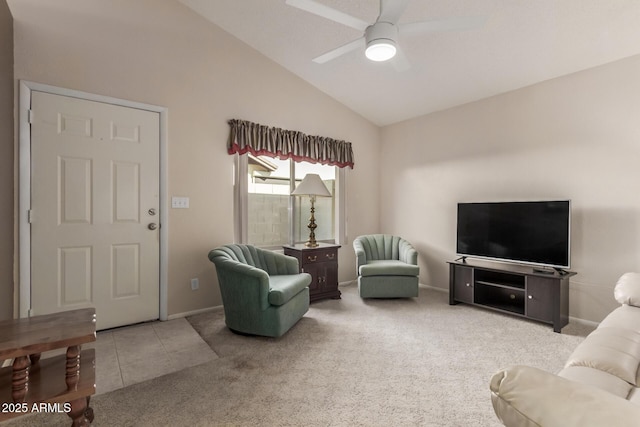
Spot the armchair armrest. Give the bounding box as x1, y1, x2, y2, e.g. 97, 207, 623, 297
398, 240, 418, 265
490, 365, 640, 427
353, 238, 367, 273
210, 257, 271, 311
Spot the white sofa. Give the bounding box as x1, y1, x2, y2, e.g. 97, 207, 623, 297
490, 272, 640, 427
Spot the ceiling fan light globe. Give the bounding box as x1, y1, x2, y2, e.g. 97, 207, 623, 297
365, 40, 396, 62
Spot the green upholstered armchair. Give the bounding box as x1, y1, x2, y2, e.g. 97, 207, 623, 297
353, 234, 420, 298
208, 244, 311, 337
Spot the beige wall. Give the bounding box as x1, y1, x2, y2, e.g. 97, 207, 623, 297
11, 0, 634, 325
0, 0, 13, 321
381, 54, 640, 323
9, 0, 380, 317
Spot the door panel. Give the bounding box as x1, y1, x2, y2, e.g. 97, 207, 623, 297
30, 91, 160, 330
453, 265, 474, 304
526, 276, 554, 322
59, 246, 92, 305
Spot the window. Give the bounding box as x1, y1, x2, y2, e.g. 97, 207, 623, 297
234, 154, 345, 248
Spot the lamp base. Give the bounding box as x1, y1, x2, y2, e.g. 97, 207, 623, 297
305, 196, 318, 248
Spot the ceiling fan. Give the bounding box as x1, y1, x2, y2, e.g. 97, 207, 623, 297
285, 0, 485, 70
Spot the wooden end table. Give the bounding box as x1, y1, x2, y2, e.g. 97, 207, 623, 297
0, 308, 97, 425
283, 243, 341, 302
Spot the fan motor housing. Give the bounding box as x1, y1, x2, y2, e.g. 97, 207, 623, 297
365, 21, 398, 47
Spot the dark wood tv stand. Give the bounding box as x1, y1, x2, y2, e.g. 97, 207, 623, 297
448, 259, 576, 333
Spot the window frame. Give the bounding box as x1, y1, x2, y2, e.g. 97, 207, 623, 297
233, 154, 346, 249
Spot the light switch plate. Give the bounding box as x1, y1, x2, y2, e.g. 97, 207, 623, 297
172, 196, 190, 209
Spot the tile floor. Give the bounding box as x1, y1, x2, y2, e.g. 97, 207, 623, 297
47, 318, 219, 395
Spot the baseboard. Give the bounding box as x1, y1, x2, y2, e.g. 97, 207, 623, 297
170, 282, 354, 319
568, 316, 599, 329
338, 280, 357, 287
171, 282, 355, 319
175, 283, 599, 328
340, 281, 448, 293
167, 305, 223, 320
421, 283, 448, 293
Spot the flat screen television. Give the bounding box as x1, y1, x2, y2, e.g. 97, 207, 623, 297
456, 200, 571, 269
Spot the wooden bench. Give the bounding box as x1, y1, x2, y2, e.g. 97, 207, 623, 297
0, 308, 96, 426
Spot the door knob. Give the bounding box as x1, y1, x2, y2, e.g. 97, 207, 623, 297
148, 223, 158, 230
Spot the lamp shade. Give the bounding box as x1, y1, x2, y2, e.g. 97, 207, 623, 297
291, 174, 331, 197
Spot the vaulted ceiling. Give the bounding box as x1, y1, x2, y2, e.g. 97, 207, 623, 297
179, 0, 640, 126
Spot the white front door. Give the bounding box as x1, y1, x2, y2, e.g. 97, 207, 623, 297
30, 91, 160, 330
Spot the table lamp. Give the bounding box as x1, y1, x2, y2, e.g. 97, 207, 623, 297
291, 173, 331, 247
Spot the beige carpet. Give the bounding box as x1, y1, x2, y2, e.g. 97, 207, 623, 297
3, 282, 593, 426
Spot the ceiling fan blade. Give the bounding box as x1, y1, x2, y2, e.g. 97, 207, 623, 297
378, 0, 410, 24
399, 16, 486, 35
286, 0, 369, 32
312, 37, 365, 64
391, 46, 411, 72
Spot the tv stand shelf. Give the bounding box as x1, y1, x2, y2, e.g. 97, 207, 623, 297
448, 259, 576, 333
475, 281, 523, 290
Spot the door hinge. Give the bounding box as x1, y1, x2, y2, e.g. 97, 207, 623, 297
28, 109, 34, 124
27, 209, 33, 223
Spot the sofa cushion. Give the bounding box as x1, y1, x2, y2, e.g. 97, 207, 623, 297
359, 260, 419, 277
564, 327, 640, 385
558, 366, 634, 400
268, 274, 310, 306
615, 272, 640, 308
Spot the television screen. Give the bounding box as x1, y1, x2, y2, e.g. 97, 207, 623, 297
456, 200, 571, 268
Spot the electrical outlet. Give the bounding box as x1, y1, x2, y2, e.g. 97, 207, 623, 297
190, 278, 199, 290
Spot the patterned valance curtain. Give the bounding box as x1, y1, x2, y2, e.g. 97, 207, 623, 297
227, 119, 354, 168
